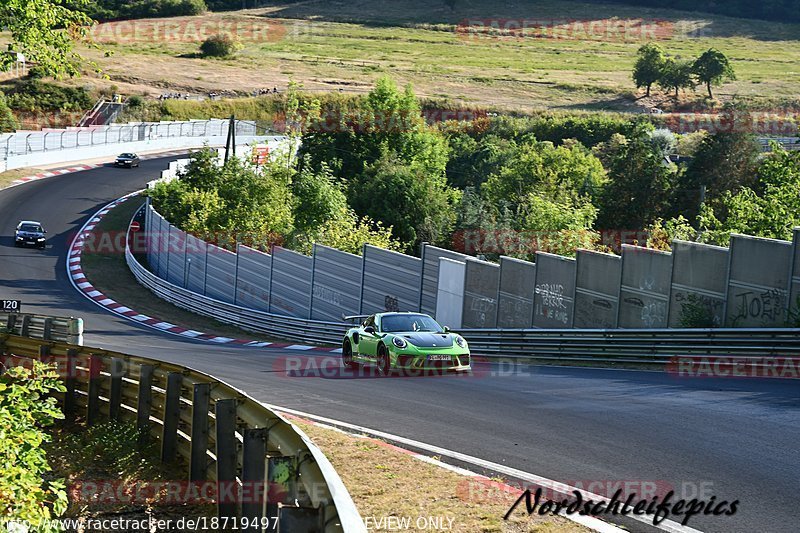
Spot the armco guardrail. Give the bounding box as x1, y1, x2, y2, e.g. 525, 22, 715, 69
1, 312, 83, 345
456, 326, 800, 365
124, 208, 800, 365
0, 334, 365, 533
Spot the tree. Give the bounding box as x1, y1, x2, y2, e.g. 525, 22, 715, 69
633, 43, 666, 97
348, 153, 460, 251
297, 76, 449, 183
672, 131, 761, 221
658, 58, 695, 98
596, 126, 676, 231
482, 139, 607, 212
0, 0, 94, 78
517, 194, 599, 258
698, 145, 800, 245
692, 48, 735, 99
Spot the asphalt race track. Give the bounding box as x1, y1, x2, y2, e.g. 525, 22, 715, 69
1, 157, 798, 533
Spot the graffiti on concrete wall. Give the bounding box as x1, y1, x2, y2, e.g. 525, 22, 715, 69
535, 283, 569, 325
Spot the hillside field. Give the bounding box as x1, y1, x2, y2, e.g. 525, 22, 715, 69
25, 0, 800, 112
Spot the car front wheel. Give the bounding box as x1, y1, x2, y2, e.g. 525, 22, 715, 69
376, 345, 391, 376
342, 340, 356, 369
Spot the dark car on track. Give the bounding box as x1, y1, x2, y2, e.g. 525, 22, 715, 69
115, 153, 140, 168
14, 220, 46, 249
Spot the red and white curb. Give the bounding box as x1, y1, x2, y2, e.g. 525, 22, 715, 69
6, 164, 102, 189
2, 150, 197, 191
67, 192, 342, 353
275, 408, 628, 533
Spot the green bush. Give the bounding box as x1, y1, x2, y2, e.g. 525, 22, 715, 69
6, 80, 93, 112
0, 361, 68, 530
200, 34, 241, 58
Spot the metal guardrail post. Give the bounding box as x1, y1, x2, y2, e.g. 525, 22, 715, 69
161, 372, 183, 463
38, 345, 51, 364
20, 315, 30, 337
64, 349, 78, 420
242, 428, 268, 531
215, 398, 239, 522
137, 364, 154, 447
190, 382, 212, 481
6, 313, 16, 333
86, 355, 102, 425
42, 318, 53, 341
109, 357, 124, 420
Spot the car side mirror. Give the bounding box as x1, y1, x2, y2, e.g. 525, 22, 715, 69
443, 326, 450, 333
364, 326, 375, 334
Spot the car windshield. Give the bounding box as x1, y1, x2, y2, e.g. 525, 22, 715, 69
381, 314, 442, 333
119, 153, 135, 158
19, 224, 42, 232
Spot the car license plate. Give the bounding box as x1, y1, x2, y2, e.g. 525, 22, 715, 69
428, 354, 451, 361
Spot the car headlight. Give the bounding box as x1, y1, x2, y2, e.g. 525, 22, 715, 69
15, 236, 22, 240
37, 238, 45, 241
392, 336, 407, 349
455, 335, 467, 349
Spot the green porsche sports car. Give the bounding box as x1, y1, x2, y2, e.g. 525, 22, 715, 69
341, 312, 471, 375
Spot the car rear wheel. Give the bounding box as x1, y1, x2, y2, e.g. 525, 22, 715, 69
342, 340, 356, 369
376, 345, 391, 377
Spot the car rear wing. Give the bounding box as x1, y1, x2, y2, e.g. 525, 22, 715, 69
342, 314, 369, 323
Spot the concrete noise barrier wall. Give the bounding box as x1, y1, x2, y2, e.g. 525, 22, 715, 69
270, 247, 313, 319
360, 245, 422, 314
204, 244, 237, 304
435, 258, 466, 329
235, 245, 272, 312
311, 244, 362, 322
574, 250, 621, 329
497, 256, 536, 328
668, 240, 729, 327
618, 245, 672, 329
533, 252, 576, 329
725, 234, 792, 327
461, 258, 500, 329
166, 225, 187, 288
184, 233, 208, 295
420, 244, 469, 318
791, 228, 800, 321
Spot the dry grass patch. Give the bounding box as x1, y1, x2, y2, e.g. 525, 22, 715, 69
293, 418, 590, 532
0, 167, 44, 190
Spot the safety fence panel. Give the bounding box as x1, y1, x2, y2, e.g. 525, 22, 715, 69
496, 256, 536, 328
435, 258, 466, 329
574, 250, 621, 329
618, 245, 672, 329
461, 258, 500, 329
270, 247, 313, 318
360, 245, 422, 314
668, 240, 729, 327
234, 245, 272, 312
152, 209, 169, 280
204, 244, 237, 304
145, 204, 155, 272
725, 234, 792, 327
420, 244, 469, 317
165, 226, 187, 288
310, 244, 362, 322
533, 252, 576, 329
184, 233, 208, 295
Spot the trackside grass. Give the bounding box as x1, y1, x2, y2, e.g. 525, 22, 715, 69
292, 417, 590, 532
